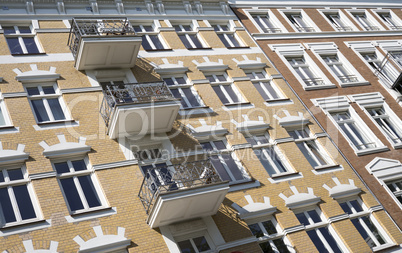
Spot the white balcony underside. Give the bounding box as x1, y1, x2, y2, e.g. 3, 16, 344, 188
75, 36, 142, 70
108, 101, 181, 139
147, 182, 229, 228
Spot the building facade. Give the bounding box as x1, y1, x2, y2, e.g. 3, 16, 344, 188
231, 0, 402, 239
0, 0, 401, 252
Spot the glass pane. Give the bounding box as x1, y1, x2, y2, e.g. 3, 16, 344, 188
18, 26, 31, 33
218, 34, 231, 47
31, 99, 50, 122
307, 229, 329, 253
205, 75, 215, 83
72, 160, 87, 171
261, 82, 280, 99
273, 239, 290, 253
256, 150, 277, 176
340, 202, 353, 214
216, 75, 226, 82
54, 162, 70, 174
60, 177, 84, 211
0, 107, 6, 126
163, 78, 175, 86
189, 34, 203, 48
262, 220, 277, 235
210, 156, 231, 181
362, 216, 386, 245
227, 34, 241, 47
171, 89, 187, 108
27, 87, 40, 96
254, 83, 270, 100
254, 135, 269, 144
223, 85, 241, 103
3, 26, 16, 34
193, 236, 211, 252
178, 35, 192, 48
182, 88, 201, 107
297, 142, 319, 167
213, 86, 230, 104
48, 98, 66, 121
259, 241, 274, 253
296, 212, 310, 225
351, 218, 375, 248
149, 35, 164, 49
350, 200, 363, 212
307, 210, 322, 223
42, 86, 56, 94
13, 185, 36, 220
245, 137, 257, 146
0, 171, 4, 182
318, 227, 343, 253
248, 223, 264, 237
0, 187, 17, 223
8, 169, 24, 181
213, 141, 227, 150
175, 77, 187, 85
78, 175, 102, 208
200, 142, 213, 151
307, 142, 328, 166
143, 26, 153, 32
141, 36, 153, 50
6, 37, 23, 54
178, 240, 196, 253
23, 37, 40, 54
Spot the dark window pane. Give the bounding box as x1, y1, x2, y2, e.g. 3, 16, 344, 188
227, 34, 241, 47
296, 212, 310, 225
245, 137, 257, 146
171, 89, 187, 108
182, 88, 201, 107
3, 26, 16, 34
254, 82, 270, 100
189, 35, 203, 48
47, 98, 66, 121
163, 78, 175, 86
149, 35, 164, 49
262, 220, 277, 235
213, 141, 227, 150
223, 85, 241, 103
205, 75, 215, 83
218, 34, 231, 47
54, 162, 70, 174
200, 142, 213, 151
42, 86, 55, 94
260, 241, 274, 253
175, 77, 187, 85
23, 37, 39, 54
27, 87, 40, 96
193, 236, 211, 252
340, 202, 353, 214
362, 216, 385, 245
0, 171, 4, 182
213, 86, 229, 104
141, 36, 153, 50
350, 200, 363, 212
8, 169, 24, 181
18, 26, 31, 33
307, 229, 329, 253
351, 218, 375, 248
78, 175, 101, 208
210, 155, 231, 181
216, 75, 226, 82
178, 35, 192, 48
222, 154, 244, 181
72, 160, 87, 171
13, 185, 36, 220
273, 239, 290, 253
31, 99, 50, 122
0, 187, 16, 223
307, 210, 322, 223
178, 240, 196, 253
6, 37, 23, 54
248, 223, 264, 237
318, 227, 342, 253
60, 178, 84, 211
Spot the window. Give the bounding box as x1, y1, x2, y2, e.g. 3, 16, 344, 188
0, 167, 41, 227
251, 12, 282, 33
321, 54, 358, 84
288, 129, 333, 168
366, 106, 402, 146
205, 74, 245, 105
350, 11, 382, 31
340, 199, 389, 249
376, 11, 402, 30
245, 134, 292, 176
26, 84, 68, 124
386, 179, 402, 204
286, 56, 325, 87
163, 77, 205, 109
323, 12, 353, 31
284, 12, 316, 32
177, 235, 212, 253
296, 209, 344, 253
140, 162, 177, 192
3, 25, 41, 55
359, 51, 399, 88
212, 24, 244, 48
133, 24, 168, 51
0, 94, 12, 127
246, 71, 284, 101
174, 24, 207, 49
248, 217, 294, 253
201, 140, 249, 183
389, 51, 402, 67
54, 159, 107, 214
330, 111, 377, 151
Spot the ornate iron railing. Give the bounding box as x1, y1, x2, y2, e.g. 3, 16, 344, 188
138, 159, 223, 215
100, 82, 177, 127
67, 18, 136, 58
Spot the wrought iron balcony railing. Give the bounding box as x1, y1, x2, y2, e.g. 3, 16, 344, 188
67, 18, 136, 58
138, 159, 223, 215
374, 52, 402, 94
99, 82, 178, 127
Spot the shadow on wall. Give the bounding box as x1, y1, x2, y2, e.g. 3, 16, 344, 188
132, 57, 161, 83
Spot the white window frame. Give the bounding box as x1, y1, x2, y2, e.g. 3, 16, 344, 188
53, 157, 108, 215
210, 21, 245, 48
279, 9, 320, 33
288, 128, 334, 169
339, 198, 393, 251
0, 93, 13, 128
245, 133, 294, 177
132, 21, 169, 51
25, 82, 70, 124
1, 24, 43, 55
205, 73, 246, 105
175, 231, 215, 253
201, 138, 250, 184
171, 21, 209, 49
0, 165, 42, 228
243, 9, 287, 33
295, 207, 348, 253
372, 9, 402, 31
385, 178, 402, 206
307, 43, 368, 87
247, 216, 295, 253
318, 9, 357, 32
245, 70, 286, 101
346, 9, 385, 31
162, 75, 206, 110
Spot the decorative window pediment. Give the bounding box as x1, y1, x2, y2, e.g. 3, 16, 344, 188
0, 142, 29, 166
14, 64, 60, 83
274, 110, 310, 128
192, 57, 228, 72
232, 55, 267, 69
279, 186, 321, 210
231, 115, 269, 134
232, 195, 276, 220
187, 119, 228, 141
39, 134, 90, 159
323, 177, 361, 200
154, 58, 188, 74
366, 157, 402, 181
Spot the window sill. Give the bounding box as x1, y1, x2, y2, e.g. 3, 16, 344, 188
312, 165, 343, 175
223, 102, 255, 111
268, 172, 303, 183
340, 81, 370, 87
372, 243, 398, 252
391, 142, 402, 149
355, 146, 389, 156
0, 125, 19, 135
65, 207, 116, 223
226, 46, 250, 49
37, 119, 76, 126
0, 219, 51, 237
11, 52, 46, 56
178, 106, 214, 116
304, 84, 337, 90
1, 218, 45, 229
265, 98, 293, 107
228, 179, 260, 192
34, 120, 79, 131
187, 47, 212, 50
144, 48, 173, 52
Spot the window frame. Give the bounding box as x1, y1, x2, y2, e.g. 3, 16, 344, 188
205, 72, 246, 106
172, 22, 209, 49
2, 24, 43, 55
245, 70, 286, 101
0, 93, 13, 128
0, 165, 42, 228
175, 230, 215, 253
244, 9, 287, 34
373, 10, 402, 31
210, 22, 245, 48
318, 9, 357, 32
279, 9, 320, 33
53, 157, 109, 215
385, 178, 402, 206
347, 10, 385, 31
25, 82, 71, 124
132, 22, 169, 51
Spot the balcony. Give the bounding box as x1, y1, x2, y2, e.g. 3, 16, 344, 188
138, 159, 229, 228
67, 18, 141, 70
375, 53, 402, 94
100, 82, 181, 139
